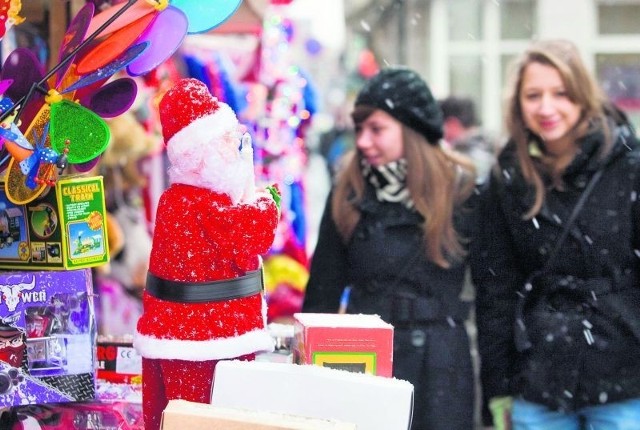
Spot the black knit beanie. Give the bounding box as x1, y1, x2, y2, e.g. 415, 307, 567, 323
355, 67, 443, 144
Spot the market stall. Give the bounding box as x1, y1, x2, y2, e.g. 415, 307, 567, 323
0, 2, 410, 428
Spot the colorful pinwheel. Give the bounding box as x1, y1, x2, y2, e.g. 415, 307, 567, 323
0, 41, 147, 204
10, 123, 65, 189
0, 4, 146, 203
0, 0, 243, 204
77, 0, 241, 78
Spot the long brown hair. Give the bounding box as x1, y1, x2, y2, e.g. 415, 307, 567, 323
503, 39, 612, 218
331, 105, 476, 268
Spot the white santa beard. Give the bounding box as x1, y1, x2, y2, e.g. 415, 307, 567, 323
169, 151, 252, 204
166, 105, 253, 204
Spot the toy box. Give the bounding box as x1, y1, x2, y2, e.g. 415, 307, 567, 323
97, 338, 142, 384
0, 176, 109, 270
211, 361, 414, 430
4, 401, 144, 430
0, 269, 96, 407
291, 313, 394, 377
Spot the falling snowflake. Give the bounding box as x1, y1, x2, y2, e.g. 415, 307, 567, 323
583, 329, 594, 345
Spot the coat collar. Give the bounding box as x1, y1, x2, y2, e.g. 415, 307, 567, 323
357, 185, 423, 227
499, 120, 637, 190
496, 118, 638, 219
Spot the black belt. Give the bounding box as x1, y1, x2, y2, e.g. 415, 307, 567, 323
145, 269, 264, 303
392, 293, 470, 325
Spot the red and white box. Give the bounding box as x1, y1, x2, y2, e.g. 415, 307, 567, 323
96, 338, 142, 384
291, 313, 393, 377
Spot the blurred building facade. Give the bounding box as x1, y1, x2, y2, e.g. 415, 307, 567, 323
345, 0, 640, 137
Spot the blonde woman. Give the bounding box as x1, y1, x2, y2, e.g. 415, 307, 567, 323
472, 39, 640, 430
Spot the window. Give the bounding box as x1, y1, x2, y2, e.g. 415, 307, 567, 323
447, 0, 482, 41
598, 2, 640, 35
596, 53, 640, 129
449, 55, 483, 114
500, 0, 536, 39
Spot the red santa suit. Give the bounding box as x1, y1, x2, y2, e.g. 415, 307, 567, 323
134, 79, 279, 430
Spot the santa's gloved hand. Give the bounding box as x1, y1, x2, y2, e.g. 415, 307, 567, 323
266, 183, 281, 210
489, 396, 512, 430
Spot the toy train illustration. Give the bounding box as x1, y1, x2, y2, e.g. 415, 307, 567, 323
73, 232, 102, 255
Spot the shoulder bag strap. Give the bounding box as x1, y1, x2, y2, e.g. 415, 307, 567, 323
515, 167, 605, 352
539, 167, 605, 274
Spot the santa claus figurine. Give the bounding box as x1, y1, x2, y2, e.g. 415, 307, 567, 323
134, 78, 280, 430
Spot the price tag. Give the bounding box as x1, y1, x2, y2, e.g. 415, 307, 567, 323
115, 346, 142, 375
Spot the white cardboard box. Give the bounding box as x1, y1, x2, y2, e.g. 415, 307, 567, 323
161, 399, 356, 430
211, 361, 414, 430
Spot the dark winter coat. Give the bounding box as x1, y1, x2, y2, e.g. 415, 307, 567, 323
303, 184, 478, 430
471, 119, 640, 424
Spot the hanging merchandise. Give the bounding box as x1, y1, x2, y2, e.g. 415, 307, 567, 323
78, 1, 188, 77
137, 61, 183, 228
0, 2, 256, 426
95, 109, 158, 337
0, 0, 244, 204
246, 1, 320, 322
0, 3, 141, 271
0, 3, 140, 203
181, 47, 248, 114
78, 0, 242, 77
263, 254, 308, 321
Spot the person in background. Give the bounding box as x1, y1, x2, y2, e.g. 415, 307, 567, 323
318, 102, 355, 181
439, 95, 497, 184
302, 66, 479, 430
471, 39, 640, 430
439, 96, 479, 146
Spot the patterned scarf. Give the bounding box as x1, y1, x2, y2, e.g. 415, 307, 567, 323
361, 158, 413, 208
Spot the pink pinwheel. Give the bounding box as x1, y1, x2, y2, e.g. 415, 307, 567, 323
76, 0, 241, 78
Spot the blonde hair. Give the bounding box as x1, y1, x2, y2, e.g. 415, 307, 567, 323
332, 106, 476, 268
503, 39, 613, 218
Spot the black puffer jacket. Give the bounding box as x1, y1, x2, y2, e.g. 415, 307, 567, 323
303, 184, 479, 430
471, 120, 640, 422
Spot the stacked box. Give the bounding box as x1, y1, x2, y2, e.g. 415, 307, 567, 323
97, 339, 142, 384
0, 269, 96, 407
0, 176, 109, 270
211, 361, 414, 430
292, 313, 394, 377
161, 399, 357, 430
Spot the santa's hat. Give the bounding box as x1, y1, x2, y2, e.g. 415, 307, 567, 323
159, 78, 238, 147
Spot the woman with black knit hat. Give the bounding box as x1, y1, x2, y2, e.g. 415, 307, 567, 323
302, 66, 479, 430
